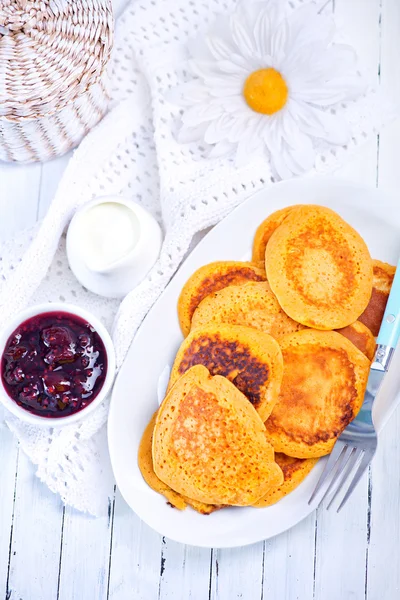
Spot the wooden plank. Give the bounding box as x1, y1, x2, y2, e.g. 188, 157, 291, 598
158, 539, 211, 600
209, 542, 264, 600
56, 431, 116, 600
262, 514, 316, 600
0, 429, 19, 600
0, 163, 41, 239
366, 0, 400, 596
313, 479, 370, 600
6, 451, 64, 600
38, 156, 70, 220
367, 410, 400, 600
57, 504, 113, 600
107, 490, 162, 600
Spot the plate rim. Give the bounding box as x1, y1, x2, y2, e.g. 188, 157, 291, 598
108, 175, 400, 548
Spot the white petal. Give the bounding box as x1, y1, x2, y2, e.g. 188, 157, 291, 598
178, 122, 209, 144
269, 144, 295, 179
282, 42, 326, 83
238, 0, 283, 31
227, 115, 253, 144
291, 101, 350, 145
206, 35, 236, 62
188, 59, 225, 80
189, 14, 235, 60
188, 34, 213, 62
280, 105, 300, 141
322, 44, 358, 77
216, 95, 245, 111
181, 103, 224, 127
204, 114, 239, 144
208, 140, 235, 159
188, 60, 244, 87
292, 78, 365, 106
285, 129, 316, 173
264, 114, 284, 155
206, 11, 258, 68
209, 84, 243, 98
287, 5, 335, 51
235, 140, 263, 168
263, 111, 316, 178
230, 13, 255, 58
288, 44, 360, 89
253, 9, 273, 57
222, 94, 249, 116
235, 139, 251, 167
270, 16, 289, 64
216, 59, 249, 76
235, 117, 265, 166
167, 82, 211, 107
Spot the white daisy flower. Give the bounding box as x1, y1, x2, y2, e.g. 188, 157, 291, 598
170, 0, 365, 178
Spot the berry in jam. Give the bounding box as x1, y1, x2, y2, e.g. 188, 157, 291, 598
1, 311, 108, 418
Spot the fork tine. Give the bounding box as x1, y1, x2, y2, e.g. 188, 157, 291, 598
336, 450, 374, 513
326, 447, 363, 510
308, 442, 347, 505
319, 444, 354, 505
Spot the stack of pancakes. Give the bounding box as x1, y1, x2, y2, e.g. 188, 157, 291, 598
139, 205, 396, 513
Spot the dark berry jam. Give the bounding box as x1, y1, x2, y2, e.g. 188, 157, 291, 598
1, 311, 108, 418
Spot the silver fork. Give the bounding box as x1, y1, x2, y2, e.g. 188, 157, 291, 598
309, 257, 400, 511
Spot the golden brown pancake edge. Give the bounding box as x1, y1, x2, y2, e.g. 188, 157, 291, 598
265, 205, 373, 330
178, 261, 266, 337
336, 320, 376, 361
253, 453, 319, 507
190, 281, 306, 340
359, 259, 396, 336
153, 365, 284, 506
138, 410, 221, 514
168, 323, 284, 422
252, 206, 300, 263
265, 329, 370, 458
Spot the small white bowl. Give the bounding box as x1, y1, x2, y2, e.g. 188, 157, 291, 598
66, 196, 163, 298
0, 303, 116, 427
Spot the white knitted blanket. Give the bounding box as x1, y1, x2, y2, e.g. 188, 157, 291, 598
0, 0, 390, 515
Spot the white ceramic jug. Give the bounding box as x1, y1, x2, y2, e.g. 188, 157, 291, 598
66, 196, 163, 298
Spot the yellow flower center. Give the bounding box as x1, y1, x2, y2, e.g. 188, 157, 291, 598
243, 68, 288, 115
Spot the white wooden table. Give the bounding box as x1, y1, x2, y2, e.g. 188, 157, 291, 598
1, 1, 400, 598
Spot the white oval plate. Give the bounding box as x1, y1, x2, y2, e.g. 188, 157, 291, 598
108, 176, 400, 548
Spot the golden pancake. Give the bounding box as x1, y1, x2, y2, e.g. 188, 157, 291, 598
265, 329, 370, 458
153, 365, 283, 506
191, 281, 305, 340
252, 206, 300, 263
359, 259, 396, 336
265, 205, 373, 329
253, 453, 318, 507
138, 411, 221, 514
178, 261, 266, 336
336, 320, 376, 361
169, 324, 284, 421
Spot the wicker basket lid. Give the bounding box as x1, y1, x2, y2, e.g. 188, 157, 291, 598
0, 0, 113, 122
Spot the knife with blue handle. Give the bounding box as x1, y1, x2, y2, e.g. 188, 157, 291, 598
342, 258, 400, 436
374, 257, 400, 372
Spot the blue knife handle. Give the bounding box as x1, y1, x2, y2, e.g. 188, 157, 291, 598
376, 258, 400, 349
